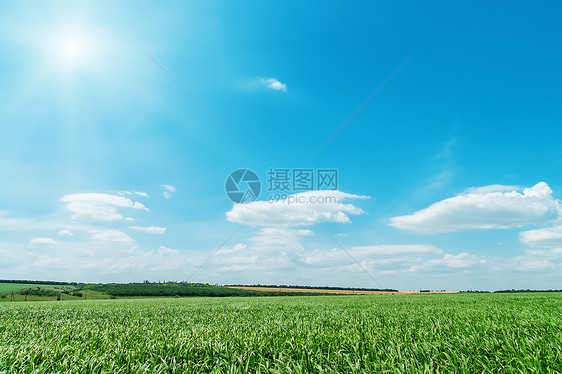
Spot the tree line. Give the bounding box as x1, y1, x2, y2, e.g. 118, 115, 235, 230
0, 279, 77, 286
87, 283, 322, 297
226, 284, 399, 292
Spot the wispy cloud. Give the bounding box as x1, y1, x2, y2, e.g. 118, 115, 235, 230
90, 229, 136, 245
520, 225, 562, 248
466, 185, 520, 194
248, 227, 313, 252
302, 245, 444, 267
520, 225, 562, 260
61, 193, 148, 222
262, 78, 287, 92
162, 185, 176, 199
29, 237, 58, 245
409, 253, 485, 271
117, 190, 149, 198
129, 226, 166, 234
57, 229, 74, 237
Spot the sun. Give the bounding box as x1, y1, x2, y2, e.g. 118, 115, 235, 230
60, 38, 86, 63
47, 29, 99, 72
64, 40, 82, 58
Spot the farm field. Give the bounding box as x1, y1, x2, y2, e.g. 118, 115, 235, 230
0, 283, 58, 296
1, 293, 561, 373
228, 286, 455, 295
0, 282, 310, 302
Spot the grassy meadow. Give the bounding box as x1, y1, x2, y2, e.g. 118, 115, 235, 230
0, 283, 56, 296
1, 293, 561, 373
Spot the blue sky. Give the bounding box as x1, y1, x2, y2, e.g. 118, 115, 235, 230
1, 1, 562, 290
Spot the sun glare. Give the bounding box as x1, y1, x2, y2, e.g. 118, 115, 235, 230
47, 29, 99, 72
61, 39, 85, 62
64, 40, 80, 56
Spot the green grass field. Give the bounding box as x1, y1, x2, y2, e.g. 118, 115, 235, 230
1, 293, 561, 373
0, 283, 57, 297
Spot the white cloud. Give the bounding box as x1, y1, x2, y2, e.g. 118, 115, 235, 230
520, 225, 562, 248
215, 242, 260, 272
117, 191, 149, 198
525, 247, 562, 259
262, 78, 287, 92
409, 253, 485, 271
249, 227, 313, 252
222, 190, 373, 278
466, 185, 520, 194
351, 244, 444, 256
129, 226, 166, 234
90, 230, 136, 245
302, 244, 444, 266
517, 259, 556, 271
58, 229, 74, 237
226, 190, 368, 227
519, 225, 562, 260
436, 253, 484, 268
5, 182, 562, 289
157, 246, 178, 255
61, 193, 148, 222
0, 211, 35, 231
162, 185, 176, 199
0, 240, 196, 282
29, 237, 58, 245
390, 182, 561, 234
